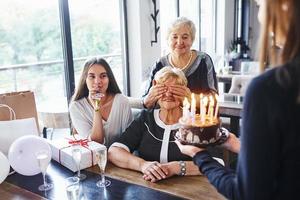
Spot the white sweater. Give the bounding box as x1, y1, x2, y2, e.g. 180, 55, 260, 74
69, 94, 133, 147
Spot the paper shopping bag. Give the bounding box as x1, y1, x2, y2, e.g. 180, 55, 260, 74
0, 117, 39, 156
0, 91, 39, 130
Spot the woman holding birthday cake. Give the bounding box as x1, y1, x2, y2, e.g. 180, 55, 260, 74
69, 57, 133, 147
108, 67, 220, 182
142, 17, 218, 109
176, 0, 300, 199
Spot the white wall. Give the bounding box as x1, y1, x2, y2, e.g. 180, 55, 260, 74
126, 0, 161, 97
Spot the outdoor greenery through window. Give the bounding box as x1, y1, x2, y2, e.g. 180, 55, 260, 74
69, 0, 124, 91
0, 0, 124, 128
0, 0, 65, 112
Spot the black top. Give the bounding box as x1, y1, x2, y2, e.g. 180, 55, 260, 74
112, 109, 191, 162
143, 51, 218, 96
193, 59, 300, 200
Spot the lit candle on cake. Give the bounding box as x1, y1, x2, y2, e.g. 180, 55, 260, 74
200, 93, 204, 123
202, 96, 208, 123
182, 97, 190, 120
191, 93, 196, 123
208, 95, 215, 122
214, 94, 219, 119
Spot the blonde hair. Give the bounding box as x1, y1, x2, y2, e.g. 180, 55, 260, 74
166, 17, 196, 42
154, 66, 188, 86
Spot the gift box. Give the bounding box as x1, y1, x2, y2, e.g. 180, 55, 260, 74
48, 137, 105, 172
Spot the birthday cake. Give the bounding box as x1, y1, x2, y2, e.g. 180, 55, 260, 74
175, 93, 228, 147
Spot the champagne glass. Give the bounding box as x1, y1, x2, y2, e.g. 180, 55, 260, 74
36, 150, 53, 191
96, 147, 111, 187
65, 177, 80, 200
72, 145, 86, 180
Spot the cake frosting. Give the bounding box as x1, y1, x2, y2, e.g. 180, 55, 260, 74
176, 115, 223, 147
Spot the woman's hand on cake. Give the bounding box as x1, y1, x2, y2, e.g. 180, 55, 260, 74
141, 161, 168, 182
175, 140, 204, 157
220, 133, 240, 153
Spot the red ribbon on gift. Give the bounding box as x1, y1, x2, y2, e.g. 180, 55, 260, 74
58, 137, 94, 167
68, 138, 89, 147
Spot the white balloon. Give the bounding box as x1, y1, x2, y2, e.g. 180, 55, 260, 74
0, 151, 10, 184
8, 135, 51, 176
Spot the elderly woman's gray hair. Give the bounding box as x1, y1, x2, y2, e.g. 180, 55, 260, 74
154, 66, 188, 86
167, 17, 196, 42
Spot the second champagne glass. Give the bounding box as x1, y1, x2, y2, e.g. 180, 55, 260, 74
72, 145, 86, 180
96, 146, 111, 187
36, 150, 53, 191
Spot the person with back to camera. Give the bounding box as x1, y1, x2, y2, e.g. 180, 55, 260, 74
69, 57, 133, 147
176, 0, 300, 199
142, 17, 218, 109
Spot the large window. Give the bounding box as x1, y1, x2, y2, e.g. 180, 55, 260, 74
0, 0, 66, 112
199, 0, 216, 56
0, 0, 125, 129
69, 0, 124, 91
159, 0, 177, 55
160, 0, 217, 56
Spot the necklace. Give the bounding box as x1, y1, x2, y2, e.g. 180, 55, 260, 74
169, 51, 193, 70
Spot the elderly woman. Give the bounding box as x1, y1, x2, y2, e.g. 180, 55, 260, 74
142, 17, 218, 109
108, 67, 204, 182
69, 57, 133, 147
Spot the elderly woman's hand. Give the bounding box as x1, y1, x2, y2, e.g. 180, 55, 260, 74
175, 140, 204, 157
142, 161, 181, 182
143, 84, 167, 108
169, 85, 191, 102
141, 161, 168, 182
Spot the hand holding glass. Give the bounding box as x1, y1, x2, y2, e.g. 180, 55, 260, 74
72, 145, 86, 180
96, 147, 111, 187
36, 150, 53, 191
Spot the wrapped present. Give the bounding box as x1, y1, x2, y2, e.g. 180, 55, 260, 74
48, 137, 105, 172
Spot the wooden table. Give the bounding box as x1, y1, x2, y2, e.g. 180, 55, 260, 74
1, 161, 226, 200
91, 163, 226, 200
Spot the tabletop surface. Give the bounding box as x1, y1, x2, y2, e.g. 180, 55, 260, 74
1, 160, 226, 200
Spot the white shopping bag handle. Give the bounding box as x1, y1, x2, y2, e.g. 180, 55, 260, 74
0, 104, 16, 120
